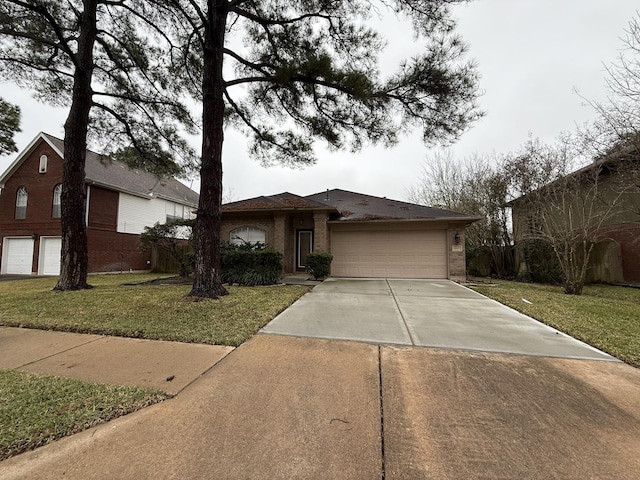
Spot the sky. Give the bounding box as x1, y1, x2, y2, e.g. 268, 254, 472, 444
1, 0, 638, 203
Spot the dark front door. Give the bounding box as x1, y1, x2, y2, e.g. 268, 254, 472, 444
297, 230, 313, 270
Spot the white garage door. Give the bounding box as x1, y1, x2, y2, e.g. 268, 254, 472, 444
39, 237, 62, 276
330, 228, 448, 278
1, 237, 34, 275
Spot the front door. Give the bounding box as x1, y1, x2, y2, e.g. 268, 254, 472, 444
297, 230, 313, 270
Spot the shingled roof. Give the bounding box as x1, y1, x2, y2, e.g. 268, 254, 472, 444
0, 132, 198, 207
222, 192, 336, 212
222, 188, 479, 222
42, 134, 199, 206
305, 189, 479, 222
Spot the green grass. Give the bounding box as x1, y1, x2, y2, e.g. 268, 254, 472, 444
0, 274, 310, 460
0, 274, 310, 346
0, 370, 166, 460
471, 280, 640, 367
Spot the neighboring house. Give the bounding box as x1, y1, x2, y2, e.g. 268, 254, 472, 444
510, 151, 640, 283
222, 189, 480, 281
0, 132, 199, 275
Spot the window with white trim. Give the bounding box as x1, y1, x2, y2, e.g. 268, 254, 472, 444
230, 227, 266, 246
52, 184, 62, 218
15, 187, 27, 219
39, 155, 48, 173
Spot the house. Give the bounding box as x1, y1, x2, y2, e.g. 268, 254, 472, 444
222, 189, 481, 281
0, 132, 199, 275
510, 149, 640, 284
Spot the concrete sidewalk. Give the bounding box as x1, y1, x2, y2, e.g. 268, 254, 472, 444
1, 334, 639, 479
0, 327, 233, 395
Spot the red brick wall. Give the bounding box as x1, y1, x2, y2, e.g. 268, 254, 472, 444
86, 186, 150, 272
598, 222, 640, 283
87, 186, 118, 229
88, 229, 150, 272
0, 141, 62, 233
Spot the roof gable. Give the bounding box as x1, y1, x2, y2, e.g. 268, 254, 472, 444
0, 133, 199, 207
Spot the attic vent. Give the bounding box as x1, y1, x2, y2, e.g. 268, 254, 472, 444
39, 155, 48, 173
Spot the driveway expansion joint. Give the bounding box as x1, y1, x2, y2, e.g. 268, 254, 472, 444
386, 279, 416, 346
378, 345, 386, 480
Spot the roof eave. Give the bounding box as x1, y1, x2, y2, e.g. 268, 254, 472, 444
328, 216, 483, 224
222, 206, 338, 214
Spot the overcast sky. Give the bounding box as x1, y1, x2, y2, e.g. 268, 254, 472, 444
1, 0, 638, 203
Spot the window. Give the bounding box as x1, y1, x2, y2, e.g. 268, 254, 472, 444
230, 227, 266, 246
15, 187, 27, 219
166, 202, 184, 222
52, 184, 62, 218
39, 155, 48, 173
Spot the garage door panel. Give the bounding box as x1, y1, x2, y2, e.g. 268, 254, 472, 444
331, 229, 447, 279
2, 238, 35, 274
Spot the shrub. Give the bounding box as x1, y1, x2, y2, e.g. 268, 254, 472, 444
305, 252, 333, 279
520, 239, 563, 285
221, 242, 283, 286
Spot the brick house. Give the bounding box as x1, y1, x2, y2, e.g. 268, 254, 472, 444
223, 189, 480, 281
0, 132, 199, 275
510, 150, 640, 284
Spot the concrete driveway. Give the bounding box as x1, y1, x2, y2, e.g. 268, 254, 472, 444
262, 278, 614, 360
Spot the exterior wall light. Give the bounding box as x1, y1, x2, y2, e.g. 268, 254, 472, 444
454, 231, 460, 244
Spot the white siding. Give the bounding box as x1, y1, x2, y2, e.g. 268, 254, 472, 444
117, 193, 194, 234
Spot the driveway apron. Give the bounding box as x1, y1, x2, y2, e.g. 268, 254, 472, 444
261, 278, 614, 360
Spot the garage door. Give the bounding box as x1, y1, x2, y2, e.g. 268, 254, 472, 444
330, 228, 448, 278
1, 237, 34, 274
39, 237, 61, 275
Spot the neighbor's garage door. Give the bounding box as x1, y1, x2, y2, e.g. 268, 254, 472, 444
39, 237, 61, 275
330, 227, 448, 278
1, 237, 34, 274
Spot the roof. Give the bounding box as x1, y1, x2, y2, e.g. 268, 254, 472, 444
0, 132, 199, 207
508, 150, 639, 207
306, 189, 480, 221
222, 192, 337, 212
222, 188, 480, 222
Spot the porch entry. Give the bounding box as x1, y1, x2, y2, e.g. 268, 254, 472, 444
297, 230, 313, 270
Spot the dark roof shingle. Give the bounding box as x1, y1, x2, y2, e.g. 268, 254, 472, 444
305, 189, 477, 221
43, 134, 199, 206
223, 192, 335, 212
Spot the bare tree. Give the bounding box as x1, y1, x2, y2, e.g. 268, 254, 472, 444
579, 12, 640, 157
507, 135, 634, 294
408, 149, 513, 276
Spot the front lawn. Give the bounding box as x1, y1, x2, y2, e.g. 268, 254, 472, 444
0, 274, 309, 460
470, 280, 640, 368
0, 370, 166, 461
0, 274, 310, 346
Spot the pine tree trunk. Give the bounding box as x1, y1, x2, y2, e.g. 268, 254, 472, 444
188, 1, 229, 299
54, 0, 97, 291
